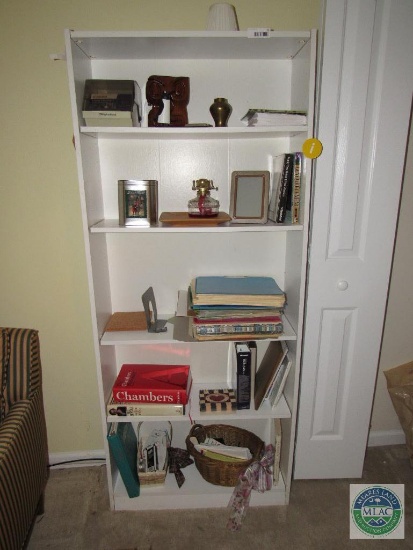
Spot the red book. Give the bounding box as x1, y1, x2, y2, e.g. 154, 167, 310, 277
112, 364, 192, 405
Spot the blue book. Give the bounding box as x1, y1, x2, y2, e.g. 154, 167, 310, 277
195, 276, 283, 296
192, 276, 285, 308
107, 422, 140, 498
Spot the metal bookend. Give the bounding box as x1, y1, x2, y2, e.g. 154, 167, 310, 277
141, 286, 168, 333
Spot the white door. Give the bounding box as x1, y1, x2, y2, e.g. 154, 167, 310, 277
294, 0, 413, 479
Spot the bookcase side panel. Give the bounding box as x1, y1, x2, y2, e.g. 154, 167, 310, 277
282, 32, 317, 502
67, 33, 118, 510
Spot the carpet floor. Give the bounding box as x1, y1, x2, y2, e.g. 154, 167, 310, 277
27, 445, 412, 550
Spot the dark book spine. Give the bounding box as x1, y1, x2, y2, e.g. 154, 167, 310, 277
292, 152, 303, 224
276, 153, 294, 223
235, 344, 251, 410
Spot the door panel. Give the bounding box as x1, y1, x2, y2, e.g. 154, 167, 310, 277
312, 308, 356, 438
294, 0, 413, 478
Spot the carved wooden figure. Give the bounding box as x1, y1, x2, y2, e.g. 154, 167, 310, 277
146, 75, 190, 127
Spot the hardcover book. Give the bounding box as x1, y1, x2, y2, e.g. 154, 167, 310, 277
191, 315, 283, 337
254, 341, 288, 410
233, 342, 251, 410
107, 422, 140, 498
268, 153, 295, 223
248, 341, 257, 408
268, 154, 286, 222
107, 397, 185, 417
265, 352, 292, 408
191, 276, 286, 309
292, 152, 303, 224
191, 306, 284, 320
276, 153, 294, 223
189, 326, 282, 341
112, 364, 192, 405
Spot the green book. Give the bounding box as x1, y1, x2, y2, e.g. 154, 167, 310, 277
107, 422, 140, 498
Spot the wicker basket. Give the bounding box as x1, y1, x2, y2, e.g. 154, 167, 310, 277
186, 423, 264, 487
137, 421, 171, 486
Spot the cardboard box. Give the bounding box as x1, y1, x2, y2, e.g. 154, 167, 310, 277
82, 79, 141, 127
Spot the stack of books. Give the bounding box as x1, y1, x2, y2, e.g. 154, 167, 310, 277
241, 108, 307, 127
107, 363, 192, 417
188, 275, 286, 341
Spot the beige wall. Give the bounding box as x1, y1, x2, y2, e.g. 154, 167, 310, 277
1, 0, 408, 456
0, 0, 320, 454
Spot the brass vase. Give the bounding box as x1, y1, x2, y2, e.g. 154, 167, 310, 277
210, 97, 232, 127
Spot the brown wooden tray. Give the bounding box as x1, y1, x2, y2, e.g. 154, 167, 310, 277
159, 211, 232, 226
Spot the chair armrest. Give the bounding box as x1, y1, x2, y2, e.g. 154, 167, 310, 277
4, 328, 42, 409
0, 391, 48, 550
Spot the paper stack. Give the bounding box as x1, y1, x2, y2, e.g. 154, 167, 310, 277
241, 109, 307, 127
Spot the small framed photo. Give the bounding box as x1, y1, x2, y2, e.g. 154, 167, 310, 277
229, 171, 270, 224
118, 180, 158, 226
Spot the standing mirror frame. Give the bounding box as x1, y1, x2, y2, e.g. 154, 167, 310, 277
229, 171, 270, 224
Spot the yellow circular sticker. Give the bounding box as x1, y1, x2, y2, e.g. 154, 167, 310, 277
302, 138, 323, 159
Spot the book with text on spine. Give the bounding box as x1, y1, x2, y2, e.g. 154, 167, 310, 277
192, 314, 283, 337
107, 396, 185, 417
276, 153, 294, 223
233, 342, 252, 410
112, 364, 192, 405
292, 152, 303, 224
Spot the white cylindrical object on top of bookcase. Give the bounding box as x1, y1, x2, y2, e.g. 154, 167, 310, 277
206, 3, 239, 31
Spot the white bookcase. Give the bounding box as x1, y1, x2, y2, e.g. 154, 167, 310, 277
64, 29, 316, 511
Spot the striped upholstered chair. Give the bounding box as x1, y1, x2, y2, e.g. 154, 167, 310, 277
0, 328, 48, 550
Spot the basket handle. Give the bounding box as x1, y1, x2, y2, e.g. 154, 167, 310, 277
189, 423, 206, 443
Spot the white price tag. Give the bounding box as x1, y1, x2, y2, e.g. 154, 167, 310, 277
247, 28, 275, 38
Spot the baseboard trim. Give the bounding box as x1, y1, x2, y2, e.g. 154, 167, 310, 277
48, 432, 406, 468
49, 450, 106, 469
368, 429, 406, 447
